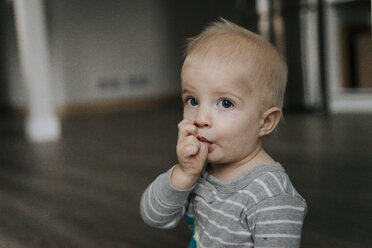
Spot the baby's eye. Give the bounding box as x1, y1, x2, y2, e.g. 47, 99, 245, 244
218, 99, 233, 109
186, 97, 199, 106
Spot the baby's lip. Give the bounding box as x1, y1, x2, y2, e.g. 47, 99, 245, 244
198, 136, 212, 144
198, 136, 214, 152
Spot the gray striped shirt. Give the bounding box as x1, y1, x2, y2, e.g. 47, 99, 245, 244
141, 163, 307, 247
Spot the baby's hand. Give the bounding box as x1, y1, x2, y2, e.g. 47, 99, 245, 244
171, 120, 208, 189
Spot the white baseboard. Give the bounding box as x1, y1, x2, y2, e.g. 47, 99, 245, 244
25, 115, 61, 142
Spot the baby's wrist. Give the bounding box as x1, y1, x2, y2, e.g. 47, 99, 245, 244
171, 164, 199, 190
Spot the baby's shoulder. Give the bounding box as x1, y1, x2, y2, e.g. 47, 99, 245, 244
240, 171, 307, 224
242, 170, 305, 207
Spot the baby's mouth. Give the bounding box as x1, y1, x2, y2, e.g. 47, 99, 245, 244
198, 136, 211, 144
198, 136, 214, 152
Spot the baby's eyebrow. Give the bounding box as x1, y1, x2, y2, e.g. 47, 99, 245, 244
214, 91, 244, 101
181, 88, 193, 96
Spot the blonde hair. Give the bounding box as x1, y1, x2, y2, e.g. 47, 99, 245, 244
184, 19, 287, 110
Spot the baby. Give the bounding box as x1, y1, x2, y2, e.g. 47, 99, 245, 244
141, 19, 307, 247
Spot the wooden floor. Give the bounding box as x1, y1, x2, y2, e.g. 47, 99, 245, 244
0, 104, 371, 247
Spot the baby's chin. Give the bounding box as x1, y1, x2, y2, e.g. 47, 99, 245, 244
205, 155, 223, 165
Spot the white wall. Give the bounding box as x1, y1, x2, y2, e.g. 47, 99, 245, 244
3, 1, 25, 108
5, 0, 180, 109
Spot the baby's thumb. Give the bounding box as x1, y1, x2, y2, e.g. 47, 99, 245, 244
198, 142, 208, 164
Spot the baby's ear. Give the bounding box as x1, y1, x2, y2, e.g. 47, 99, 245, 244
259, 107, 281, 137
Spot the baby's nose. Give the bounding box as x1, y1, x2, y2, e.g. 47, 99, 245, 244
194, 120, 209, 128
194, 108, 211, 128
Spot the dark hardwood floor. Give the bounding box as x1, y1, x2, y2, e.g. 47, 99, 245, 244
0, 104, 371, 247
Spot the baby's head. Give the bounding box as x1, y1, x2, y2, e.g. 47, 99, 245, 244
180, 20, 288, 165
182, 19, 287, 112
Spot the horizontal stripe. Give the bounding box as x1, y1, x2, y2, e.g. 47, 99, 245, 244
198, 222, 254, 247
247, 205, 305, 220
199, 197, 240, 221
148, 185, 180, 217
255, 234, 301, 239
198, 210, 251, 236
214, 195, 246, 209
256, 219, 303, 225
198, 184, 246, 209
150, 184, 182, 210
254, 178, 273, 197
238, 189, 258, 203
268, 172, 285, 193
142, 196, 167, 224
255, 246, 287, 248
283, 176, 287, 190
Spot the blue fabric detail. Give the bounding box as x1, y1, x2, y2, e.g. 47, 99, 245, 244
186, 214, 197, 248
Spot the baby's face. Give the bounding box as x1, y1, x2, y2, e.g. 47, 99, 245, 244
181, 59, 265, 166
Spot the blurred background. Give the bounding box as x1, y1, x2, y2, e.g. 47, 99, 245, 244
0, 0, 371, 247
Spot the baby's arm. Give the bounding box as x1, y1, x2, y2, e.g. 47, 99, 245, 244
247, 195, 307, 247
140, 167, 194, 229
140, 120, 207, 228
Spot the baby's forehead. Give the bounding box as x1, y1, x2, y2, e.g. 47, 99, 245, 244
182, 58, 257, 96
185, 52, 266, 89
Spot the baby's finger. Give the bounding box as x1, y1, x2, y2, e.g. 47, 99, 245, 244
179, 119, 194, 125
178, 120, 197, 138
181, 135, 199, 151
178, 135, 200, 158
197, 142, 208, 164
183, 144, 199, 157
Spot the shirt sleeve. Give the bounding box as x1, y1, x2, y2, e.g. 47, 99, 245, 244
246, 194, 307, 248
140, 166, 195, 229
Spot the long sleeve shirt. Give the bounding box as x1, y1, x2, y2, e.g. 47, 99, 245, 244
141, 163, 307, 247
